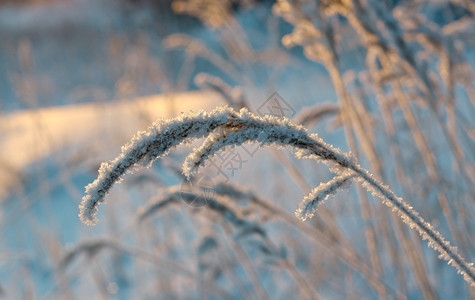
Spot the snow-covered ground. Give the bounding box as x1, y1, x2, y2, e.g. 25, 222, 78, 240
0, 90, 224, 199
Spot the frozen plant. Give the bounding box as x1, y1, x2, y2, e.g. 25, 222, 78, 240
80, 106, 475, 286
295, 171, 356, 221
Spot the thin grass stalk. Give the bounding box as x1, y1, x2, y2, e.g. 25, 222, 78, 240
219, 222, 271, 300
278, 258, 321, 300
245, 190, 405, 299
270, 149, 356, 252
312, 31, 391, 298
371, 2, 475, 194
334, 5, 472, 295
379, 52, 471, 248
80, 107, 475, 286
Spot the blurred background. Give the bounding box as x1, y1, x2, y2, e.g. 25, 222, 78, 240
0, 0, 474, 299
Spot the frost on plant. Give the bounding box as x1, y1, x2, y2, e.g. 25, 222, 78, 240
80, 106, 475, 286
295, 171, 356, 221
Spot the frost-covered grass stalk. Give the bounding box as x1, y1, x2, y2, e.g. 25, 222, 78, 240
295, 171, 356, 221
80, 106, 475, 286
